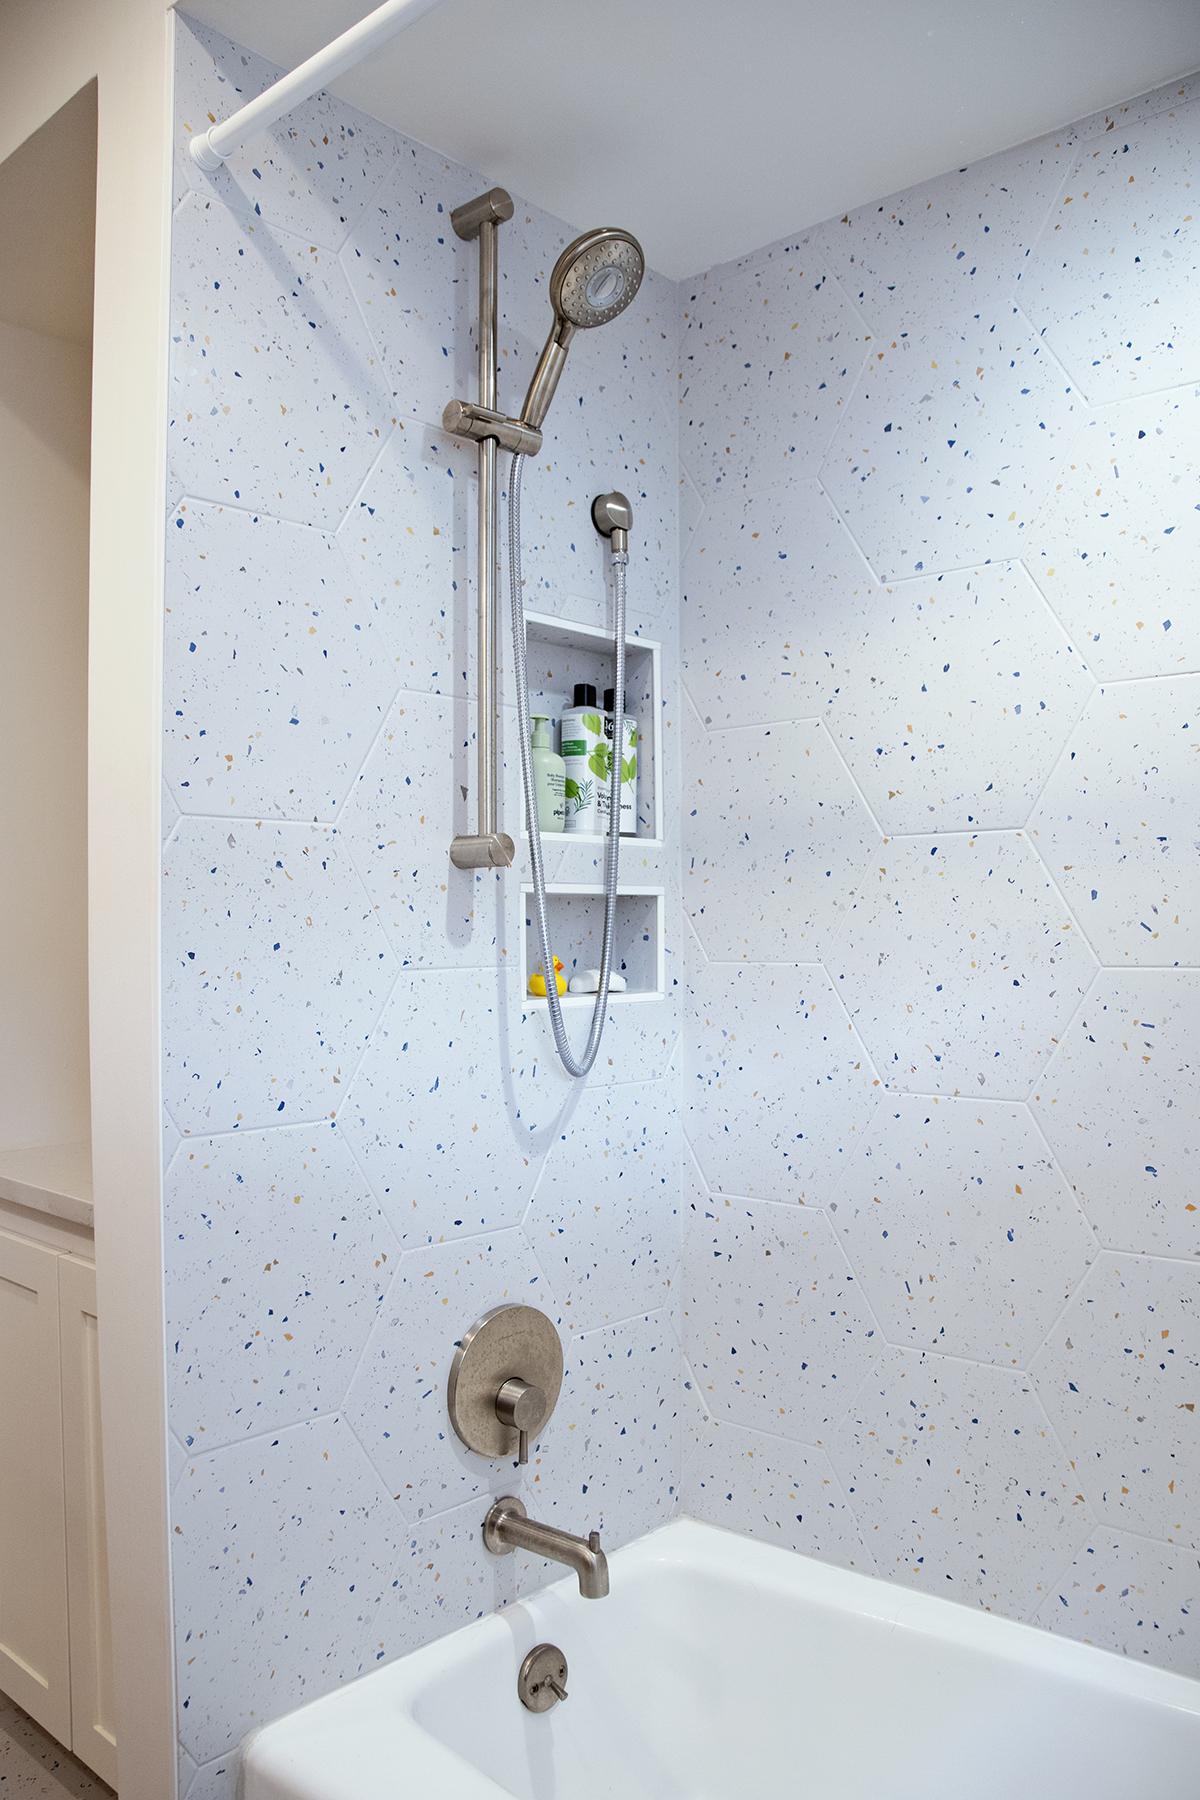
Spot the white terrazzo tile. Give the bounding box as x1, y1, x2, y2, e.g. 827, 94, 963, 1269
826, 830, 1098, 1098
524, 1078, 680, 1333
1034, 1531, 1200, 1678
162, 819, 396, 1135
829, 1096, 1094, 1366
339, 142, 478, 434
680, 474, 870, 730
829, 1346, 1089, 1618
819, 306, 1081, 580
172, 1418, 402, 1764
174, 17, 397, 249
684, 1419, 874, 1572
1022, 99, 1200, 401
685, 717, 880, 962
533, 1310, 686, 1548
812, 133, 1072, 335
338, 967, 561, 1245
687, 960, 880, 1206
342, 1228, 559, 1521
1032, 971, 1200, 1258
1025, 389, 1200, 681
683, 1195, 880, 1441
183, 1752, 239, 1800
170, 193, 392, 528
1032, 1252, 1200, 1549
1029, 676, 1200, 966
165, 501, 398, 819
333, 424, 474, 697
679, 250, 869, 499
827, 562, 1093, 832
166, 1123, 396, 1450
338, 689, 520, 971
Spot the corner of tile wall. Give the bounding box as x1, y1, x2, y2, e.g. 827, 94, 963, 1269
679, 67, 1200, 1679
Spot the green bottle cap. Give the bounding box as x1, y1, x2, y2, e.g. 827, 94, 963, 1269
531, 715, 551, 748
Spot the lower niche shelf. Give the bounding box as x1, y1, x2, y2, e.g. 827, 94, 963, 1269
521, 883, 664, 1005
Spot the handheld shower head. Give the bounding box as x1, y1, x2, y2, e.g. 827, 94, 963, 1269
521, 226, 645, 430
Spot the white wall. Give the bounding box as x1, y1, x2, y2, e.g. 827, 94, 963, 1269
0, 5, 174, 1797
0, 318, 91, 1150
680, 72, 1200, 1676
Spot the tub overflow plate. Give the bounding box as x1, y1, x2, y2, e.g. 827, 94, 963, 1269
518, 1643, 568, 1712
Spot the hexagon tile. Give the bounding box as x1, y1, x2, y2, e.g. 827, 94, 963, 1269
339, 967, 561, 1246
1024, 388, 1200, 682
169, 192, 392, 528
829, 1096, 1095, 1366
685, 717, 880, 962
344, 1229, 559, 1523
524, 1078, 679, 1334
825, 830, 1098, 1098
333, 425, 474, 698
1020, 98, 1200, 402
680, 473, 874, 730
1033, 1531, 1200, 1676
687, 959, 880, 1205
338, 689, 515, 971
172, 1418, 403, 1765
683, 1194, 880, 1441
162, 819, 397, 1136
166, 1123, 396, 1451
829, 1347, 1089, 1617
679, 251, 869, 498
1029, 675, 1200, 966
165, 501, 398, 820
1032, 1252, 1200, 1548
819, 306, 1080, 580
827, 562, 1093, 833
685, 1419, 874, 1571
1032, 971, 1200, 1258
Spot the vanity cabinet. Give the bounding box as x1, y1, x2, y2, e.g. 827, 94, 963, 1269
0, 1227, 116, 1785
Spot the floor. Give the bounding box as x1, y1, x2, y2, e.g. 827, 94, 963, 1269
0, 1700, 112, 1799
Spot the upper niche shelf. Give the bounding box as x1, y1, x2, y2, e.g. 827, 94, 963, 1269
522, 609, 662, 846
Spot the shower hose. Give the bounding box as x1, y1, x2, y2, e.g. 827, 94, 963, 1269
508, 449, 626, 1079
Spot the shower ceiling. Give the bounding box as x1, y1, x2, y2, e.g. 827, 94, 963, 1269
184, 0, 1200, 278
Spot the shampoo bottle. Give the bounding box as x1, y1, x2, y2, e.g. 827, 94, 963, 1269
530, 715, 566, 833
560, 683, 605, 834
604, 686, 638, 835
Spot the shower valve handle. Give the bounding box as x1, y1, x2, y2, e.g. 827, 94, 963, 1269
495, 1376, 547, 1465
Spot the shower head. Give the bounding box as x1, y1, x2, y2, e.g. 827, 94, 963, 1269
551, 227, 645, 329
521, 226, 645, 431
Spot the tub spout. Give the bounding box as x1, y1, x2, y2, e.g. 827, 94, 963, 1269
483, 1496, 609, 1599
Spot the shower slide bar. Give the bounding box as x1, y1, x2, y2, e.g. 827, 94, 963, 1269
187, 0, 448, 171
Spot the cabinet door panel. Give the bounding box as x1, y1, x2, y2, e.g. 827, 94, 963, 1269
59, 1256, 117, 1786
0, 1228, 70, 1742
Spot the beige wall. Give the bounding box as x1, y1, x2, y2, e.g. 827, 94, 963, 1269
0, 319, 92, 1152
0, 5, 174, 1796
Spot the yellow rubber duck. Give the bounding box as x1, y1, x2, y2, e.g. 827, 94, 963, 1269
528, 956, 568, 998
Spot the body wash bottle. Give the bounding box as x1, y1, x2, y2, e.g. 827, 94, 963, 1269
530, 715, 566, 832
560, 683, 605, 834
604, 686, 638, 835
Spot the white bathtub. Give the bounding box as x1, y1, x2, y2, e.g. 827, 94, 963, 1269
242, 1519, 1200, 1799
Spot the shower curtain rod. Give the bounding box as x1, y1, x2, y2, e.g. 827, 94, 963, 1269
188, 0, 448, 170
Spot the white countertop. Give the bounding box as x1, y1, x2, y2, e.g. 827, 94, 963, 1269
0, 1142, 93, 1228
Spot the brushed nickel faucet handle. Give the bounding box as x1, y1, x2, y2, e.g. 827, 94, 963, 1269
447, 1305, 563, 1463
494, 1376, 547, 1466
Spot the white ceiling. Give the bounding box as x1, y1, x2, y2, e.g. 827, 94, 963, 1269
184, 0, 1200, 279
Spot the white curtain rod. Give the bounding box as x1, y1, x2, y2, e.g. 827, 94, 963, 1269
189, 0, 449, 170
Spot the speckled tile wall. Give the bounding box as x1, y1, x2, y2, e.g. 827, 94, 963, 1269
165, 14, 1200, 1787
165, 19, 682, 1793
680, 73, 1200, 1679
